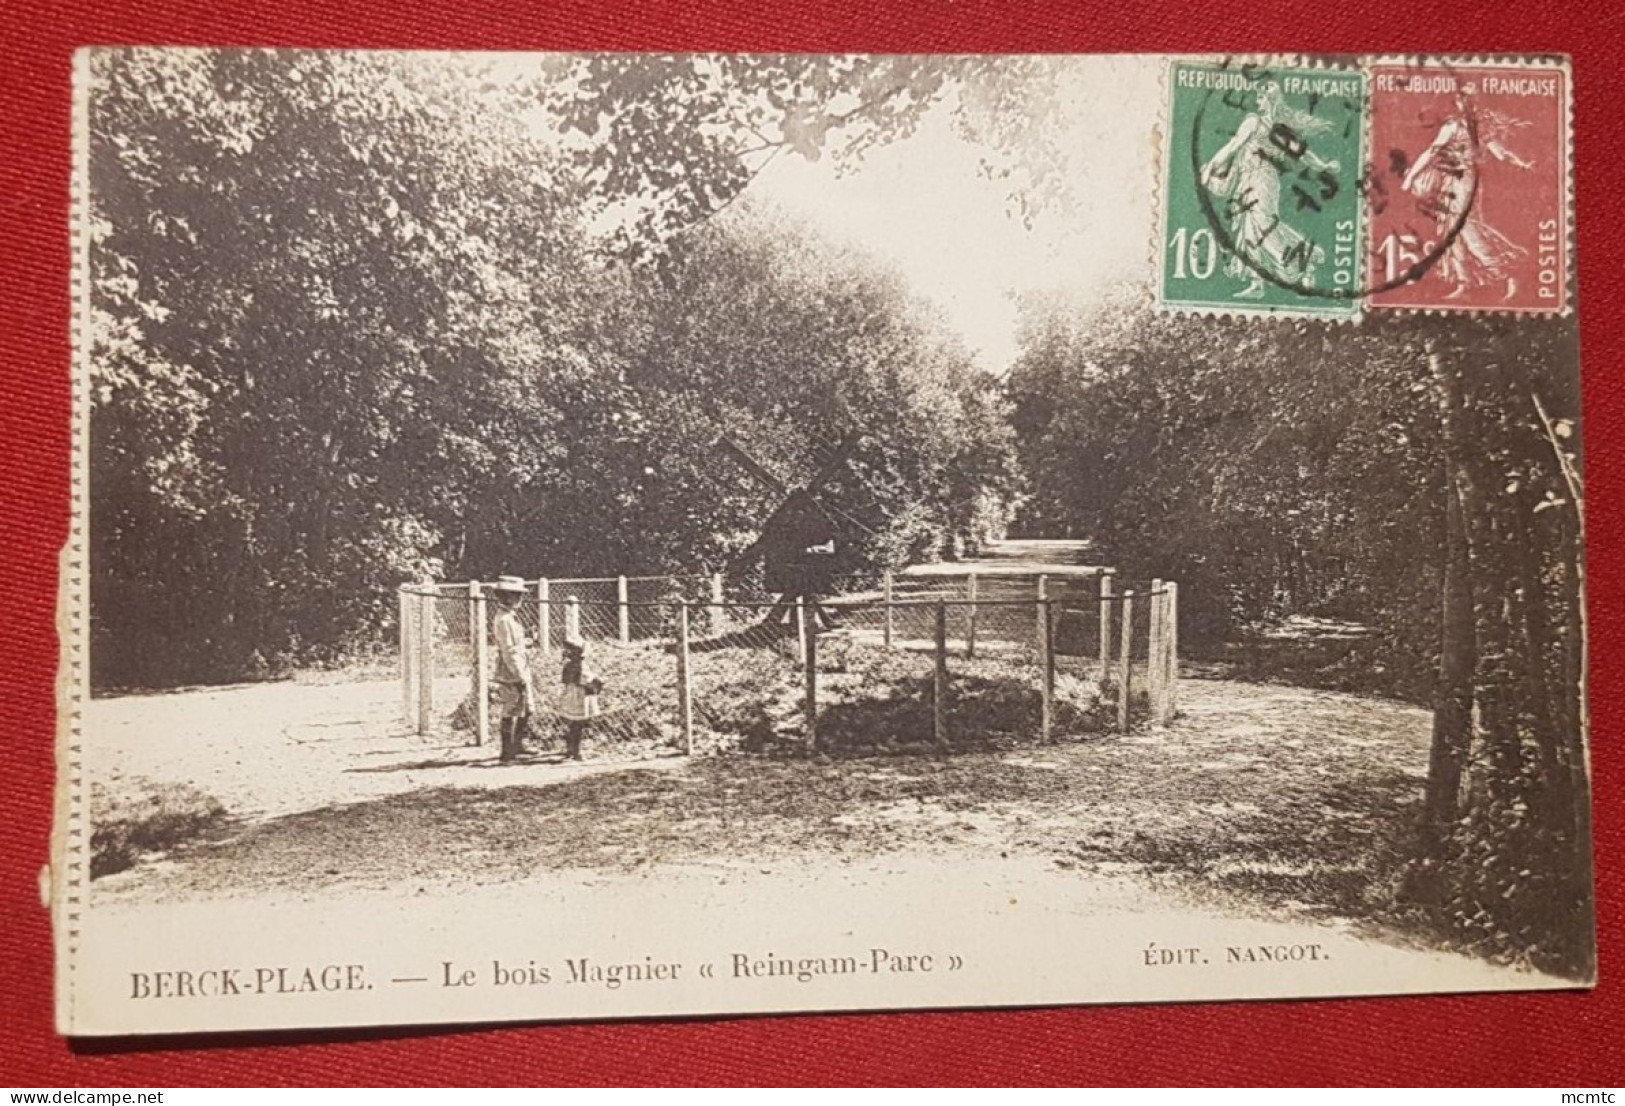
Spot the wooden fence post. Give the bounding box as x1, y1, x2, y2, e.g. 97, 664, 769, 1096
1035, 574, 1048, 649
678, 602, 694, 755
1149, 579, 1164, 728
933, 601, 949, 750
796, 596, 807, 664
1098, 571, 1114, 691
1162, 583, 1174, 723
617, 575, 630, 643
1118, 589, 1135, 734
710, 572, 725, 633
1166, 581, 1180, 723
399, 587, 412, 724
417, 586, 435, 736
966, 573, 979, 659
470, 582, 489, 747
565, 596, 581, 642
883, 570, 894, 649
803, 603, 818, 752
537, 577, 551, 656
1040, 598, 1056, 745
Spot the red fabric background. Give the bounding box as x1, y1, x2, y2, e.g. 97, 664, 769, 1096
1, 0, 1620, 1086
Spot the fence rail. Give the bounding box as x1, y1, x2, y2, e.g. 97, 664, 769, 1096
398, 570, 1179, 761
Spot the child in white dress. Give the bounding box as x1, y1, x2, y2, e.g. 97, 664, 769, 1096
558, 635, 601, 761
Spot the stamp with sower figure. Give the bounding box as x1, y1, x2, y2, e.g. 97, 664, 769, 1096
1366, 60, 1569, 314
1160, 56, 1571, 317
1160, 59, 1367, 318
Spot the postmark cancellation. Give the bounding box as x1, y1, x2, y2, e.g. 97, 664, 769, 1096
1158, 55, 1571, 318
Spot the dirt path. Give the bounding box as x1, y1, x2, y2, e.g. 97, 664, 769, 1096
903, 537, 1109, 577
93, 676, 1420, 930
85, 669, 1573, 987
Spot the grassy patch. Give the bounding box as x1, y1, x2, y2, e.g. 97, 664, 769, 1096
91, 777, 231, 878
1185, 621, 1434, 705
1068, 766, 1425, 926
812, 645, 1127, 754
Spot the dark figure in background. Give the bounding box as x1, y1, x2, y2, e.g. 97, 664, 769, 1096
758, 490, 843, 634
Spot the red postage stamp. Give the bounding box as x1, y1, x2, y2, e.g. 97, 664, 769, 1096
1367, 60, 1569, 313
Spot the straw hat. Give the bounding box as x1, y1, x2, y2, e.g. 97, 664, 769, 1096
491, 575, 529, 596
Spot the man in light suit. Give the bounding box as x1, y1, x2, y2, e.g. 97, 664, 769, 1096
490, 576, 534, 763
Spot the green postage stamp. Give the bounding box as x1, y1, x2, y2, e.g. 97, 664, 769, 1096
1161, 59, 1367, 317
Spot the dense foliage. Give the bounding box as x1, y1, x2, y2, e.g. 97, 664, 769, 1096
1006, 298, 1592, 975
88, 49, 1021, 688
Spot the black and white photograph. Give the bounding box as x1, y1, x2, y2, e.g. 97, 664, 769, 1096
57, 48, 1594, 1037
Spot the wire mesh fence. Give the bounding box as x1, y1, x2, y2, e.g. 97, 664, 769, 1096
399, 571, 1179, 763
524, 573, 718, 651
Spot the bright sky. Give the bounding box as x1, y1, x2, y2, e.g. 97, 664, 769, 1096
494, 51, 1166, 373
750, 55, 1164, 373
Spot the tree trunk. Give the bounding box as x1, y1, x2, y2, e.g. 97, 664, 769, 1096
1410, 350, 1480, 901
1558, 502, 1592, 863
1419, 462, 1475, 870
1538, 398, 1596, 978
1509, 494, 1564, 798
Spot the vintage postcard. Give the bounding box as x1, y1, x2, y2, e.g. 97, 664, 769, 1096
55, 49, 1593, 1037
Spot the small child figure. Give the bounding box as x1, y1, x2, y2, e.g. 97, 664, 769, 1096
557, 634, 601, 761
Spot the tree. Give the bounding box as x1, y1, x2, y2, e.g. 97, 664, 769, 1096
88, 48, 599, 682
1003, 295, 1591, 975
545, 54, 1073, 266
88, 50, 1025, 686
1414, 326, 1590, 977
467, 207, 1023, 580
